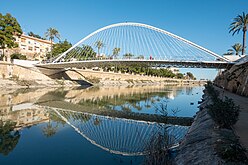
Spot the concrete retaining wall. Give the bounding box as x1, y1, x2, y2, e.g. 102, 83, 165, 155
174, 92, 225, 164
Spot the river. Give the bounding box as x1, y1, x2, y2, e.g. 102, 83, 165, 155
0, 84, 204, 165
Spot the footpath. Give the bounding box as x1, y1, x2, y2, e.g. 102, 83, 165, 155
214, 86, 248, 153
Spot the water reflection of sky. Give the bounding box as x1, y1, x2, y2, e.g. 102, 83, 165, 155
0, 85, 204, 164
0, 122, 142, 165
110, 86, 204, 117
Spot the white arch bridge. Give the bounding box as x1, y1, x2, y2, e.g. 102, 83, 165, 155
36, 22, 233, 69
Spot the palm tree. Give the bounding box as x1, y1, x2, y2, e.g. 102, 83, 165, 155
112, 47, 121, 59
229, 12, 248, 55
45, 28, 60, 45
45, 28, 60, 56
231, 43, 242, 55
42, 122, 58, 138
223, 43, 242, 55
95, 40, 104, 56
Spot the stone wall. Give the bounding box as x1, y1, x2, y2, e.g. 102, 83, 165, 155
214, 62, 248, 97
0, 62, 50, 80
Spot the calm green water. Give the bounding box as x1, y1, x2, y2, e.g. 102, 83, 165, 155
0, 85, 204, 165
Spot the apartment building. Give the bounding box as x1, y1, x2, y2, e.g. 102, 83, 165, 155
0, 34, 53, 61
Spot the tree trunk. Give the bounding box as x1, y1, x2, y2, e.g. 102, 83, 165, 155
50, 39, 53, 58
242, 29, 246, 55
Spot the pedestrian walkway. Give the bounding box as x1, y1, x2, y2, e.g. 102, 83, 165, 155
214, 86, 248, 151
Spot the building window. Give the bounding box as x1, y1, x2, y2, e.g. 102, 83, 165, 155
28, 46, 33, 51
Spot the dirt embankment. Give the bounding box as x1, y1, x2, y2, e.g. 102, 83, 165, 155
0, 62, 87, 88
214, 62, 248, 97
0, 63, 206, 88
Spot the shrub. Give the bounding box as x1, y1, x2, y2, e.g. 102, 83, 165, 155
204, 81, 219, 99
10, 53, 27, 60
215, 130, 247, 163
205, 81, 246, 163
205, 82, 240, 129
207, 97, 240, 128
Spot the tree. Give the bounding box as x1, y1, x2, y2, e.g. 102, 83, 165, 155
42, 111, 59, 138
231, 43, 242, 55
223, 43, 242, 55
176, 73, 184, 79
42, 122, 58, 138
229, 12, 248, 55
112, 47, 120, 59
186, 72, 195, 80
45, 27, 60, 54
123, 53, 134, 59
62, 45, 96, 61
0, 13, 22, 61
10, 53, 27, 60
95, 40, 104, 56
46, 40, 72, 59
81, 45, 96, 59
28, 31, 45, 40
0, 121, 20, 156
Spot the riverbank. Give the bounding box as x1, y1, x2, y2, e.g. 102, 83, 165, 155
175, 89, 224, 164
0, 63, 206, 88
0, 62, 85, 88
175, 84, 247, 164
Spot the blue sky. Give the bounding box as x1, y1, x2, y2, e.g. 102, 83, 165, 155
1, 0, 247, 79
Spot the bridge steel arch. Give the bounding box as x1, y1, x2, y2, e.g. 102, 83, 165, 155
53, 22, 229, 63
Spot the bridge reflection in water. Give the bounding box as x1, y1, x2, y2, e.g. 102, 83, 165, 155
48, 107, 189, 156
0, 85, 198, 159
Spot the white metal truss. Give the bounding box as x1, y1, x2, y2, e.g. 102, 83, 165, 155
53, 22, 229, 63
